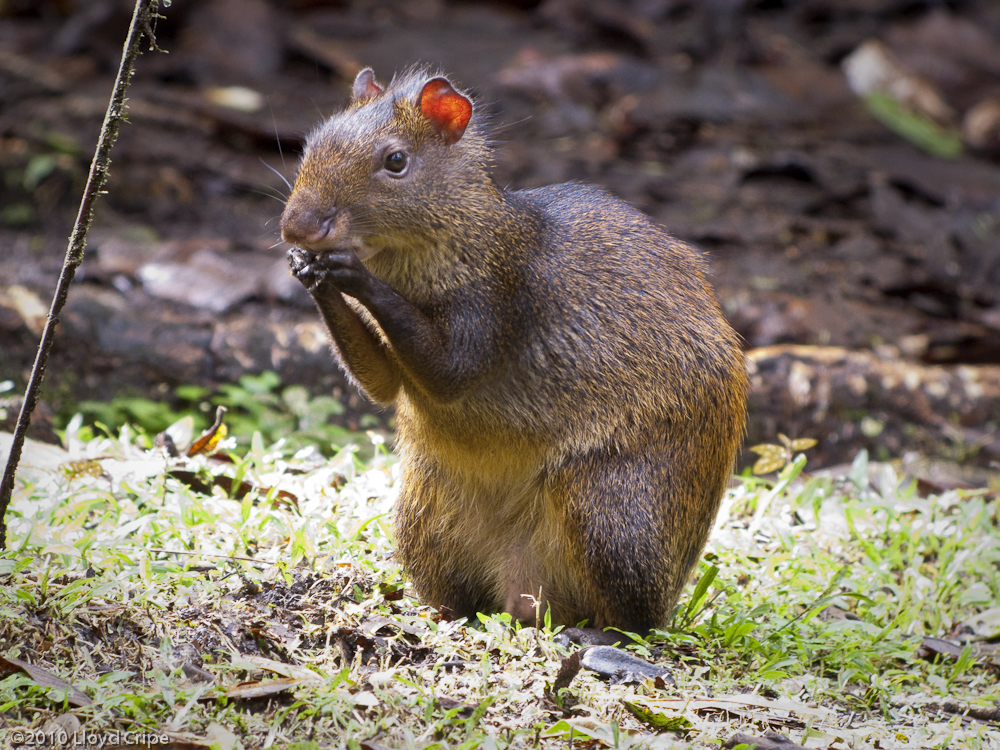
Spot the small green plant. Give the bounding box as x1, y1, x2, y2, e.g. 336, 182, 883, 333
73, 370, 372, 454
748, 433, 817, 474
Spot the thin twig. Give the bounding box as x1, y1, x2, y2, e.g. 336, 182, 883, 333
0, 0, 156, 550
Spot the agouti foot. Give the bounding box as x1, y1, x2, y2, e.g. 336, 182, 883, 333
555, 627, 641, 647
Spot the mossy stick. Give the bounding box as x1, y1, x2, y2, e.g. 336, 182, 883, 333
0, 0, 156, 548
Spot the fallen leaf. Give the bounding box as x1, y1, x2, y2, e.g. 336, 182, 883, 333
639, 693, 836, 721
41, 713, 82, 736
551, 651, 582, 694
216, 677, 318, 700
916, 637, 1000, 668
360, 615, 428, 638
204, 721, 238, 750
234, 654, 321, 681
0, 655, 92, 706
916, 636, 966, 661
186, 406, 227, 457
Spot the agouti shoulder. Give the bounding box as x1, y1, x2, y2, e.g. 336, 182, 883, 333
280, 67, 748, 632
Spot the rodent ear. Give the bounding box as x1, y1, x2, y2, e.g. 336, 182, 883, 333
352, 68, 384, 101
419, 77, 473, 146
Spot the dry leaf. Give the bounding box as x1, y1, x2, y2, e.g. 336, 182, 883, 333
639, 693, 836, 721
0, 655, 93, 707
186, 406, 228, 457
234, 654, 321, 681
217, 677, 317, 700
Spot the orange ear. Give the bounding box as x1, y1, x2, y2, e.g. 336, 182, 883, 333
352, 68, 383, 101
419, 77, 473, 146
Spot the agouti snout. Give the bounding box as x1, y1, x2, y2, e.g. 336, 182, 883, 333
281, 67, 748, 632
280, 206, 341, 251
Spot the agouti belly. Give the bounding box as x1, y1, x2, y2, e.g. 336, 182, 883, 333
391, 408, 586, 625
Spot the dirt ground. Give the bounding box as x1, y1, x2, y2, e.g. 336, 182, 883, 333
1, 0, 1000, 469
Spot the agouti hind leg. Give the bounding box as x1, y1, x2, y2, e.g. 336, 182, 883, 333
546, 445, 701, 633
393, 467, 500, 621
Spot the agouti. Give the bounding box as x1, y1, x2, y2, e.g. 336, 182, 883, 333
280, 67, 748, 633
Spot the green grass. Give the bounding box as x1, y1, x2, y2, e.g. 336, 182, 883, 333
1, 423, 998, 748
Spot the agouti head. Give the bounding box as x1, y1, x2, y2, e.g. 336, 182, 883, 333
281, 68, 491, 261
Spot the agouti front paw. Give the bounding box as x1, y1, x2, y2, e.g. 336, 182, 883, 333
288, 247, 328, 292
294, 246, 375, 301
289, 245, 378, 302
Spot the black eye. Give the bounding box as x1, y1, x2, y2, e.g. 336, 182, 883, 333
384, 151, 409, 175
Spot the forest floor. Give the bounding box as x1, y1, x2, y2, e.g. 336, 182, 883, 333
1, 425, 999, 749
2, 0, 1000, 469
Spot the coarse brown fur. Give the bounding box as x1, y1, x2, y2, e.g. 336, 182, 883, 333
280, 66, 748, 632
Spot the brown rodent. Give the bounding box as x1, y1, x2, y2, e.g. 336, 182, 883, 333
280, 67, 748, 633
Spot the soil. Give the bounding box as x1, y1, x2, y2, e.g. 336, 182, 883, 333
1, 0, 1000, 469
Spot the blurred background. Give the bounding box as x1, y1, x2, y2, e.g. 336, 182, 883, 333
1, 0, 999, 473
